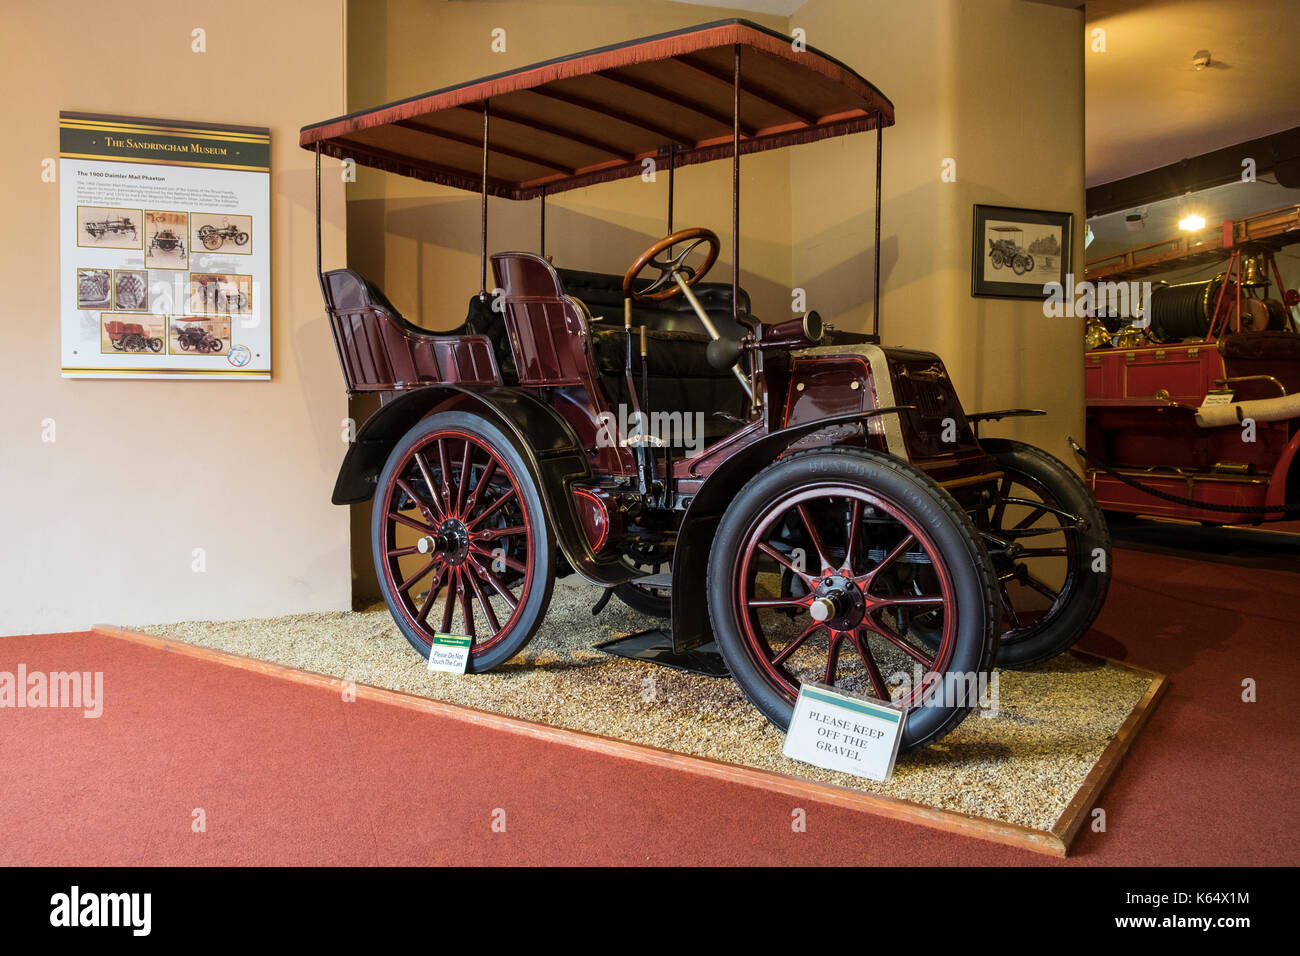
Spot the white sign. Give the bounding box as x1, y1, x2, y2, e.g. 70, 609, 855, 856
1200, 390, 1234, 408
426, 634, 472, 674
783, 683, 905, 781
59, 112, 271, 380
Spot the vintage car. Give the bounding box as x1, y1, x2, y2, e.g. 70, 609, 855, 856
300, 19, 1110, 751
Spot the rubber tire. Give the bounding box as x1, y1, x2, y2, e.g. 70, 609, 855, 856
981, 438, 1111, 668
706, 447, 1000, 751
371, 410, 556, 673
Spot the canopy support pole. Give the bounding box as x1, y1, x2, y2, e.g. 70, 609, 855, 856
667, 143, 675, 234
314, 143, 327, 302
731, 45, 740, 329
480, 101, 490, 298
873, 112, 882, 341
539, 184, 547, 258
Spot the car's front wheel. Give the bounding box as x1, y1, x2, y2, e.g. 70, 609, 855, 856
706, 448, 999, 751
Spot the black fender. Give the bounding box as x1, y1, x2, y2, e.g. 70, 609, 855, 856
669, 411, 903, 653
335, 385, 635, 587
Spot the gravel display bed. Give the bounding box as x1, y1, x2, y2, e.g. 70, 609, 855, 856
135, 576, 1154, 833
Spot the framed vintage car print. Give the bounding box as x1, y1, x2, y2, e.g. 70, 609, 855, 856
971, 204, 1073, 300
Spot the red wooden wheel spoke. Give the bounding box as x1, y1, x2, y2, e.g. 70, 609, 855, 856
393, 477, 437, 522
386, 545, 421, 558
844, 499, 862, 571
823, 631, 844, 684
796, 504, 833, 572
467, 554, 519, 611
861, 533, 915, 588
388, 511, 435, 535
458, 575, 476, 639
461, 458, 496, 518
466, 487, 518, 530
848, 629, 891, 700
874, 594, 945, 608
415, 567, 446, 625
756, 542, 814, 585
470, 544, 526, 574
863, 614, 936, 668
454, 440, 474, 517
747, 596, 812, 609
440, 567, 459, 633
771, 620, 822, 666
412, 454, 446, 521
465, 565, 502, 634
397, 557, 437, 593
435, 439, 455, 515
471, 525, 526, 541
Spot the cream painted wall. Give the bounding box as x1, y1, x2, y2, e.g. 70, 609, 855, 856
0, 0, 351, 634
790, 0, 1087, 463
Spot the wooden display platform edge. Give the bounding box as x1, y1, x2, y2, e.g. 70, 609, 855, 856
91, 624, 1165, 859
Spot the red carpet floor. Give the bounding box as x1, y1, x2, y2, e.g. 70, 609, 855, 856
2, 544, 1298, 866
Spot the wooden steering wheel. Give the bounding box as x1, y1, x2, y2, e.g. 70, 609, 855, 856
622, 227, 720, 303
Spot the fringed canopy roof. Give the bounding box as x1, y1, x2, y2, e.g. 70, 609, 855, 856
300, 19, 893, 200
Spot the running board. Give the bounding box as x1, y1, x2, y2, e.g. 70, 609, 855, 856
595, 629, 728, 677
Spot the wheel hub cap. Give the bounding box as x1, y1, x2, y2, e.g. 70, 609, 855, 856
417, 519, 470, 565
810, 573, 866, 630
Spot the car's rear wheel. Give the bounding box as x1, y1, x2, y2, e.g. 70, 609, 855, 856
707, 448, 999, 751
373, 411, 555, 672
979, 439, 1110, 668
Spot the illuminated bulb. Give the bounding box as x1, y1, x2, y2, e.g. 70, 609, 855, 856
1178, 214, 1206, 232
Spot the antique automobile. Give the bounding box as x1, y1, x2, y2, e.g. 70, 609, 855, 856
301, 20, 1110, 751
84, 215, 137, 241
1082, 208, 1300, 526
105, 320, 162, 353
198, 222, 250, 251
988, 226, 1034, 276
174, 324, 223, 353
149, 228, 185, 257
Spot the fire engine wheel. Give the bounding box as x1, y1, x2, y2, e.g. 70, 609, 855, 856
148, 337, 163, 352
707, 448, 999, 751
373, 411, 555, 673
978, 439, 1110, 668
202, 233, 223, 250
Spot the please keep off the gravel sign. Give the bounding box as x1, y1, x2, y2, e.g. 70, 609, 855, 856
783, 683, 906, 781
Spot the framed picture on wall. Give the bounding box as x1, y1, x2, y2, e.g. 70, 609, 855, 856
971, 204, 1073, 300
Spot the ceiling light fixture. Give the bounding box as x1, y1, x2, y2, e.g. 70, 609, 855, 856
1192, 49, 1211, 70
1179, 214, 1207, 231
